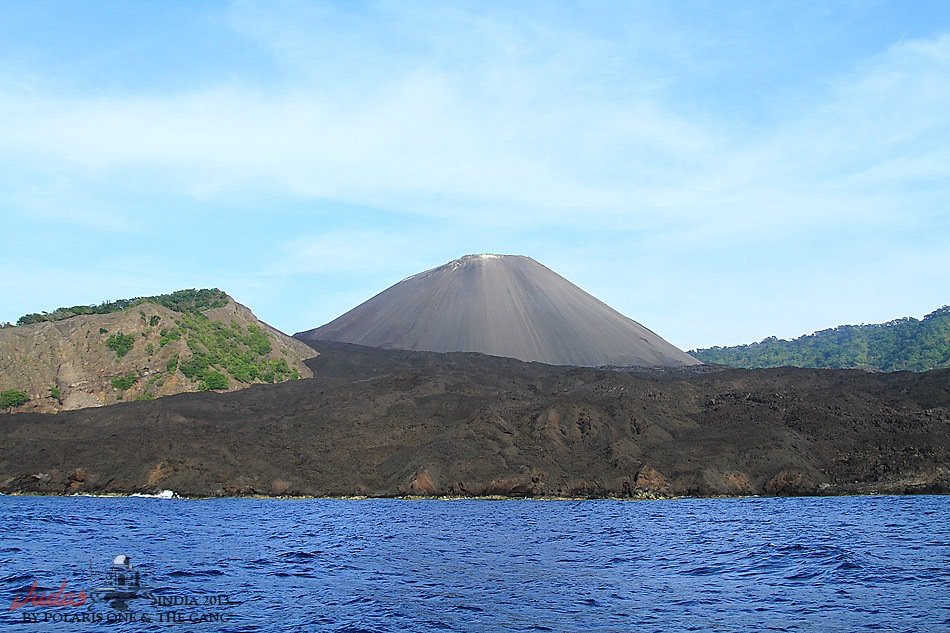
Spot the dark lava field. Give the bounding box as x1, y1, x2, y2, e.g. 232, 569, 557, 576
2, 341, 948, 498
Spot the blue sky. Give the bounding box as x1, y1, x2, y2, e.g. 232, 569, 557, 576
1, 1, 948, 350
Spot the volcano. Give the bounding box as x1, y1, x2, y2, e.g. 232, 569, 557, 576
295, 254, 699, 367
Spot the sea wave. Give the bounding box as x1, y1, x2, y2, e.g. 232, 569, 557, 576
0, 495, 947, 632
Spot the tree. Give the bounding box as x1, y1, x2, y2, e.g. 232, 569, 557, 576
690, 305, 950, 372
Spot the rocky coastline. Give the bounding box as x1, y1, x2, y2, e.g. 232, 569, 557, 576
2, 342, 948, 499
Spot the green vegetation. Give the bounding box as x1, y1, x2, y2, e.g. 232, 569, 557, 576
49, 385, 61, 401
105, 332, 136, 358
18, 300, 135, 325
16, 288, 229, 326
145, 373, 166, 392
690, 306, 950, 372
199, 371, 229, 391
167, 313, 298, 387
179, 355, 208, 380
159, 326, 182, 346
0, 389, 30, 409
151, 289, 229, 313
110, 372, 139, 391
9, 288, 301, 401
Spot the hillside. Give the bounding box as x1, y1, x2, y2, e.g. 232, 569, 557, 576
0, 289, 316, 412
690, 306, 950, 372
2, 341, 947, 498
298, 254, 699, 367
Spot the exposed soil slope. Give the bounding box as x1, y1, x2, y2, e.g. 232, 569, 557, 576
2, 341, 946, 498
0, 297, 316, 412
296, 254, 699, 368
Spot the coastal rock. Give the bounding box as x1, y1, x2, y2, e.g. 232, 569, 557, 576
634, 465, 671, 495
1, 341, 948, 498
403, 469, 439, 496
700, 470, 756, 496
764, 470, 819, 495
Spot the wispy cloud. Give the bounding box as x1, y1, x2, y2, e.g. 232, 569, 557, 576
1, 2, 948, 346
2, 20, 946, 233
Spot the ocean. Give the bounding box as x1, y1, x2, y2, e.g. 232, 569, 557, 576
1, 495, 947, 632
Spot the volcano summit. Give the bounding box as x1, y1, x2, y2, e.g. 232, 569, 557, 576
296, 254, 698, 367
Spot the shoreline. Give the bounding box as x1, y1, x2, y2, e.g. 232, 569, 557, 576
2, 488, 946, 501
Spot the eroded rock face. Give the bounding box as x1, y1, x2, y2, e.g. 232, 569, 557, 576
764, 470, 819, 495
0, 297, 316, 413
297, 254, 699, 368
1, 342, 948, 498
634, 465, 671, 495
404, 469, 439, 496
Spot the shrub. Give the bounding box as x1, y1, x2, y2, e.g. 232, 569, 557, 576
179, 355, 210, 380
158, 327, 181, 347
110, 372, 138, 391
151, 288, 229, 312
0, 389, 30, 409
105, 332, 135, 358
49, 385, 62, 401
245, 323, 272, 355
145, 373, 166, 391
16, 289, 228, 326
199, 371, 228, 391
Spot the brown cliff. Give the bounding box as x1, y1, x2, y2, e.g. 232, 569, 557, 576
0, 294, 316, 412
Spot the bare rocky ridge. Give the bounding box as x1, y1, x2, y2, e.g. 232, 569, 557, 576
2, 341, 947, 498
296, 254, 699, 368
0, 297, 316, 412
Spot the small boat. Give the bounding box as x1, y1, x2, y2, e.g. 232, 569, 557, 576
89, 555, 153, 605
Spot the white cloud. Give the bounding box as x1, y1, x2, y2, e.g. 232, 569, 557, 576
4, 26, 946, 239
0, 1, 725, 229
2, 4, 949, 346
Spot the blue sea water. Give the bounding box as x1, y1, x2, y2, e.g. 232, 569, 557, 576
0, 495, 947, 632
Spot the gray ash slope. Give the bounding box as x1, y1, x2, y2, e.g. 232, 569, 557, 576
296, 254, 698, 367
